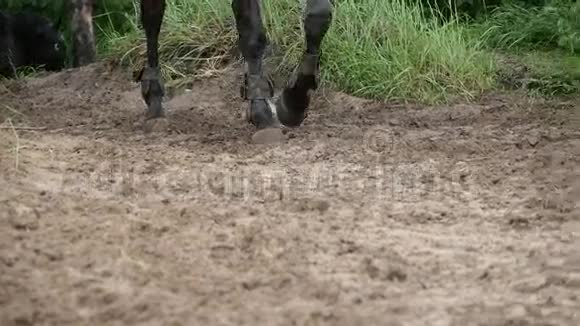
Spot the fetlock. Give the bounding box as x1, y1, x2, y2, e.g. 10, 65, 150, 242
285, 53, 320, 92
298, 53, 320, 90
240, 72, 274, 100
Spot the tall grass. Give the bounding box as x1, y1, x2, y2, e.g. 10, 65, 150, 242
473, 0, 580, 53
98, 0, 496, 103
18, 0, 482, 103
96, 0, 237, 79
320, 0, 495, 102
5, 0, 576, 100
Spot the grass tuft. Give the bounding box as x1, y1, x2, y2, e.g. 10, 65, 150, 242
472, 0, 580, 53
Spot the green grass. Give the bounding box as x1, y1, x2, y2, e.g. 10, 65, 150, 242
95, 0, 496, 104
496, 49, 580, 96
472, 0, 580, 53
468, 0, 580, 97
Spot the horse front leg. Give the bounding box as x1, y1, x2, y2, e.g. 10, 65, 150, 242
232, 0, 278, 130
275, 0, 332, 127
138, 0, 166, 119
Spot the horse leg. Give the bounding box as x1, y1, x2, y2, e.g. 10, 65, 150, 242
275, 0, 332, 127
232, 0, 278, 129
138, 0, 166, 119
71, 0, 96, 67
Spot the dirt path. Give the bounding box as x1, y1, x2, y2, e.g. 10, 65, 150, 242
1, 63, 579, 326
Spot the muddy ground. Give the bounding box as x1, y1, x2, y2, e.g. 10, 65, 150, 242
0, 62, 579, 325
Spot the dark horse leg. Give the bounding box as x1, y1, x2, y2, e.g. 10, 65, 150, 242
275, 0, 333, 127
139, 0, 166, 119
231, 0, 277, 129
234, 0, 333, 129
70, 0, 164, 119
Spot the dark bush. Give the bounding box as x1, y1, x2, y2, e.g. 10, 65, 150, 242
0, 0, 135, 59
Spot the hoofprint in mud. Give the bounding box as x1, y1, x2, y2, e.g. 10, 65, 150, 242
1, 63, 579, 325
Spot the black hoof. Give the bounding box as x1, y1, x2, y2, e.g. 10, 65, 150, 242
139, 67, 165, 119
274, 86, 310, 128
246, 99, 279, 130
272, 54, 320, 128
144, 96, 165, 120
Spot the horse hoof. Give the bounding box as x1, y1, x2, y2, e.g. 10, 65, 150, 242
246, 99, 280, 130
274, 92, 307, 128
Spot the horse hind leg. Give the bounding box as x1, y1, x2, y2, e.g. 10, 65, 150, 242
275, 0, 332, 127
138, 0, 166, 119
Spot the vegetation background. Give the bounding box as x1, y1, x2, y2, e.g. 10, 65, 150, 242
0, 0, 578, 103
